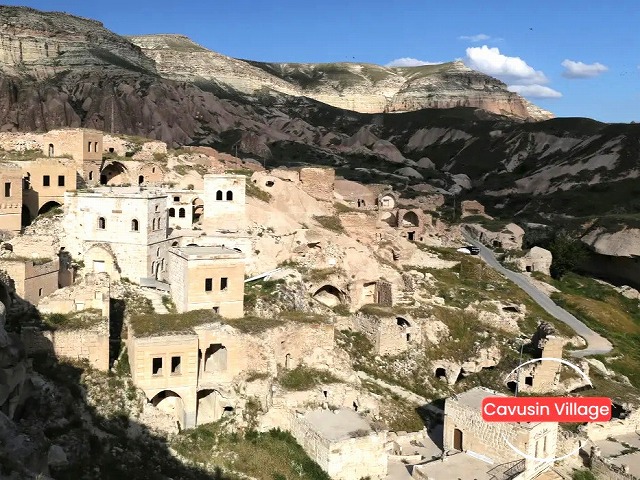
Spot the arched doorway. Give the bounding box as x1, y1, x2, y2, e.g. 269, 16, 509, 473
150, 390, 186, 429
48, 144, 54, 156
204, 344, 227, 372
38, 201, 62, 216
435, 367, 447, 380
192, 198, 204, 223
453, 428, 463, 450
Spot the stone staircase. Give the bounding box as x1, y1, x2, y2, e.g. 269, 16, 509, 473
140, 288, 168, 314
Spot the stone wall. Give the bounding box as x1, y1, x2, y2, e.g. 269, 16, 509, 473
38, 272, 110, 318
299, 167, 335, 202
338, 212, 378, 242
0, 163, 23, 233
21, 319, 109, 371
461, 200, 490, 218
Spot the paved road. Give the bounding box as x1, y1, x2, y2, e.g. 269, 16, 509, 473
461, 232, 612, 357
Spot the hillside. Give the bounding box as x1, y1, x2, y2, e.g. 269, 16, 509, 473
0, 6, 638, 225
129, 33, 552, 120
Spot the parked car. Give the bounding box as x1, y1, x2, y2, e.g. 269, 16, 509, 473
456, 245, 480, 255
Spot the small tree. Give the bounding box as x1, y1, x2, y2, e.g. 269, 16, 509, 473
548, 233, 588, 279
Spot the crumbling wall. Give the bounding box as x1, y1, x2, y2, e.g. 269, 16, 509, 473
583, 408, 640, 441
590, 447, 638, 480
21, 319, 110, 371
299, 167, 335, 202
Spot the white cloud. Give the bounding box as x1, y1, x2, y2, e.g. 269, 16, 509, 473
466, 45, 548, 84
561, 59, 608, 78
385, 57, 442, 67
508, 84, 562, 98
458, 33, 491, 42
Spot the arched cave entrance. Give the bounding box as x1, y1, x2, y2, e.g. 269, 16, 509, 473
21, 205, 33, 227
150, 390, 186, 429
435, 367, 447, 380
204, 343, 228, 372
38, 201, 62, 216
312, 285, 343, 307
402, 211, 420, 228
197, 389, 230, 425
100, 161, 128, 185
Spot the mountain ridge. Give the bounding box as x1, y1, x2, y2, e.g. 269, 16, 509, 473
128, 33, 553, 121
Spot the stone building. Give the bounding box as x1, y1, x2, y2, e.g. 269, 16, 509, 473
0, 257, 60, 305
441, 387, 557, 480
352, 313, 419, 355
128, 321, 266, 429
509, 247, 553, 276
21, 159, 77, 220
0, 163, 23, 233
395, 208, 427, 241
167, 246, 244, 318
63, 187, 168, 283
43, 128, 104, 163
288, 409, 387, 480
203, 174, 246, 232
377, 190, 398, 210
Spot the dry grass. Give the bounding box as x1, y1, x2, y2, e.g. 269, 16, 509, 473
312, 215, 344, 233
43, 309, 104, 331
172, 425, 330, 480
129, 309, 218, 337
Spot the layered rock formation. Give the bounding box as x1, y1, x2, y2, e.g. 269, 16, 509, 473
129, 34, 553, 121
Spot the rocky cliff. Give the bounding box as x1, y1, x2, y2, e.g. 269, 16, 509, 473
129, 34, 553, 121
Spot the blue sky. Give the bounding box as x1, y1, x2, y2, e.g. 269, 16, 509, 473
6, 0, 639, 122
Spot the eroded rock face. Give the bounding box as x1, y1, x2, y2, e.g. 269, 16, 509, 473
129, 34, 553, 121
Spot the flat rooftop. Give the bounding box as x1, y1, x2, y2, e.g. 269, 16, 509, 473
454, 387, 506, 410
451, 387, 541, 429
74, 187, 166, 198
302, 409, 373, 442
173, 246, 243, 259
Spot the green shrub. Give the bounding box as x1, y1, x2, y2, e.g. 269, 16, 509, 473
279, 365, 342, 391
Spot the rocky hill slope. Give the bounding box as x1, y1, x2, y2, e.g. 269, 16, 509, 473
0, 6, 639, 225
129, 34, 552, 121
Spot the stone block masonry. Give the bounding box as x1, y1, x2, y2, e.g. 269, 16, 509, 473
299, 167, 335, 202
21, 318, 110, 371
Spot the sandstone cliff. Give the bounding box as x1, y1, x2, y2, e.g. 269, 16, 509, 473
129, 34, 553, 121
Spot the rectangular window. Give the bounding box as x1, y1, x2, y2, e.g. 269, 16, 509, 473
4, 182, 10, 197
173, 196, 180, 202
171, 356, 181, 374
205, 278, 213, 292
152, 357, 163, 375
43, 175, 50, 187
38, 288, 43, 297
220, 277, 228, 291
58, 175, 65, 187
94, 141, 98, 153
88, 141, 92, 152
